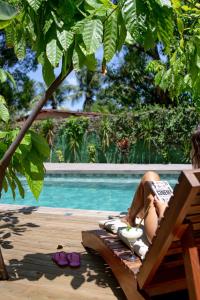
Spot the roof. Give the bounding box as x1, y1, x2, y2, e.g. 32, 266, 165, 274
18, 109, 102, 121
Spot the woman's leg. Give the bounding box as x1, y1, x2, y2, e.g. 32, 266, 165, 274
127, 171, 160, 225
143, 184, 159, 243
144, 194, 168, 243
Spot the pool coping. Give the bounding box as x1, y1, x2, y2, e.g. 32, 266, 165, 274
0, 203, 120, 217
44, 163, 191, 174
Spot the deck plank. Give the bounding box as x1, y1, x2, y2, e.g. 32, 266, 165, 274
0, 207, 126, 300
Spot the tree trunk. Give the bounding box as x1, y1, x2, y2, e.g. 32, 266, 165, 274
0, 69, 72, 280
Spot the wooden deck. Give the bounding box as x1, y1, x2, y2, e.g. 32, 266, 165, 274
0, 205, 189, 300
0, 206, 126, 300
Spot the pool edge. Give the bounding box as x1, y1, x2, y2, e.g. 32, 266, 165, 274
0, 203, 121, 217
44, 163, 191, 174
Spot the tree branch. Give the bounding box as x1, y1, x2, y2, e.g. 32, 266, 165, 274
0, 66, 72, 280
0, 67, 72, 192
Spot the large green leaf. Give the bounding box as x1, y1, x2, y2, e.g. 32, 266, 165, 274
0, 68, 7, 83
149, 0, 174, 51
72, 46, 85, 71
100, 0, 115, 9
25, 156, 44, 179
18, 133, 32, 157
23, 148, 45, 200
6, 71, 16, 88
0, 131, 7, 139
46, 39, 63, 67
122, 0, 147, 44
72, 20, 85, 34
43, 18, 53, 35
9, 169, 25, 199
26, 175, 43, 200
2, 176, 8, 193
122, 0, 137, 35
116, 11, 127, 52
0, 98, 9, 123
84, 0, 108, 16
0, 20, 11, 29
6, 172, 16, 199
85, 0, 103, 10
13, 174, 25, 198
104, 10, 118, 61
82, 19, 103, 54
0, 94, 6, 104
30, 131, 50, 160
196, 53, 200, 69
26, 0, 43, 12
57, 30, 74, 51
14, 25, 27, 60
0, 0, 18, 21
156, 0, 171, 8
51, 11, 64, 29
42, 56, 55, 86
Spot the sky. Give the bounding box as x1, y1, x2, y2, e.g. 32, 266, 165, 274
28, 64, 84, 111
28, 46, 125, 111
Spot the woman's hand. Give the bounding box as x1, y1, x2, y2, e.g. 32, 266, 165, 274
153, 196, 168, 220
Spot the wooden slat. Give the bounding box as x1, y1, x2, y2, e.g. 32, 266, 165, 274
188, 204, 200, 215
146, 264, 186, 296
181, 225, 200, 300
186, 214, 200, 224
191, 194, 200, 205
146, 278, 186, 296
137, 170, 200, 289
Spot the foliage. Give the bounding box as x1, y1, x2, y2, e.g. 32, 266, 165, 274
0, 96, 50, 199
59, 116, 89, 162
87, 143, 96, 163
0, 95, 9, 122
2, 0, 176, 87
0, 31, 37, 114
39, 119, 55, 146
53, 105, 199, 164
32, 118, 55, 161
148, 0, 200, 101
0, 0, 18, 28
93, 45, 181, 111
55, 149, 64, 162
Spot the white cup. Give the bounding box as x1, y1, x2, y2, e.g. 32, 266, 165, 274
120, 227, 143, 242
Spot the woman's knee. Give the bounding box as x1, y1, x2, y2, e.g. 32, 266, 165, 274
142, 171, 160, 183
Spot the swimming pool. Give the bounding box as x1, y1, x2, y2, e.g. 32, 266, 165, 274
1, 173, 179, 211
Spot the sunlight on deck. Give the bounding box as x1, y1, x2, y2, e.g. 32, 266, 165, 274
0, 206, 125, 300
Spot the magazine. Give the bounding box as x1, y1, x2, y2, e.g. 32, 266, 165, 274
149, 180, 173, 203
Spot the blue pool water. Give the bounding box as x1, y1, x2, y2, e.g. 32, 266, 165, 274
1, 173, 179, 211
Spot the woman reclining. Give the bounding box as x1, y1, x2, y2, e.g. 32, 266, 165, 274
126, 125, 200, 243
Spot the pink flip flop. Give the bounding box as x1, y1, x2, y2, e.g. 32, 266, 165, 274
51, 251, 69, 267
66, 252, 81, 267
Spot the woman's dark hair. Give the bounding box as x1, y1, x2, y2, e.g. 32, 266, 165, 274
191, 125, 200, 169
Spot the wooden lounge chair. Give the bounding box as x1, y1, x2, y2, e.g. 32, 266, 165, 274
82, 169, 200, 300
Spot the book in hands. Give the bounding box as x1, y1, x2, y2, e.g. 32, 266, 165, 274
149, 181, 173, 203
